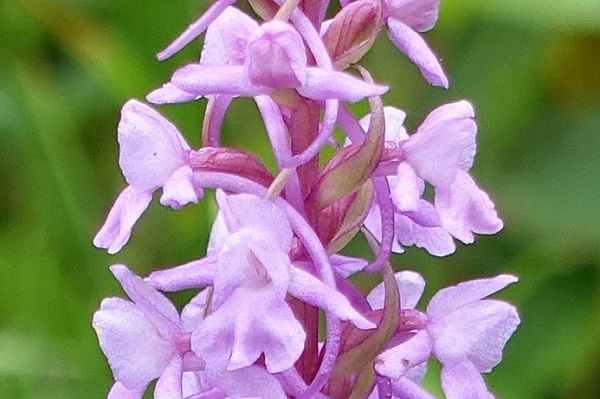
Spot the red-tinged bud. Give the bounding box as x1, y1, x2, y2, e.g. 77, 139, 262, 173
189, 147, 274, 188
323, 0, 383, 70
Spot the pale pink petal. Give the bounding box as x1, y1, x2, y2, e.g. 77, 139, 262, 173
359, 106, 409, 143
402, 108, 476, 188
429, 300, 520, 371
367, 270, 425, 310
426, 275, 518, 320
192, 283, 305, 373
154, 356, 183, 399
93, 297, 175, 390
93, 186, 152, 254
181, 290, 211, 332
396, 213, 455, 257
246, 21, 307, 88
299, 68, 388, 102
391, 162, 421, 212
207, 365, 286, 399
435, 171, 503, 244
289, 266, 375, 329
145, 258, 217, 292
118, 100, 189, 192
146, 83, 201, 104
201, 7, 258, 67
160, 166, 201, 209
384, 0, 440, 31
329, 254, 368, 277
364, 203, 405, 254
402, 200, 441, 228
440, 361, 495, 399
110, 265, 181, 338
375, 330, 432, 379
390, 376, 437, 399
171, 64, 263, 97
107, 382, 145, 399
386, 19, 447, 88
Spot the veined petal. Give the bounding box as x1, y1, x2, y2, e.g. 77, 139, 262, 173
367, 270, 425, 310
246, 20, 307, 88
171, 64, 263, 97
440, 361, 495, 399
426, 274, 518, 320
93, 297, 175, 390
146, 83, 201, 105
93, 186, 152, 254
289, 266, 375, 329
118, 100, 190, 192
299, 68, 388, 102
435, 171, 503, 244
429, 299, 520, 371
160, 166, 202, 209
386, 19, 448, 88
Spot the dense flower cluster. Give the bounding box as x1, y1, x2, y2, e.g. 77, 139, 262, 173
92, 0, 520, 398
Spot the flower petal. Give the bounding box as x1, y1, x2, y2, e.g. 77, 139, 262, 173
367, 270, 425, 310
359, 106, 409, 143
375, 330, 432, 379
435, 171, 503, 244
171, 64, 262, 97
390, 376, 437, 399
386, 19, 447, 88
391, 163, 421, 212
93, 186, 152, 254
299, 68, 388, 102
207, 365, 287, 399
118, 100, 190, 192
160, 166, 202, 209
395, 213, 455, 257
145, 257, 217, 292
154, 356, 183, 399
146, 83, 201, 105
440, 361, 495, 399
107, 382, 145, 399
384, 0, 440, 31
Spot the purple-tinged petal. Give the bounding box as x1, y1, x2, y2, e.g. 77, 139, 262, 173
146, 83, 201, 105
375, 330, 432, 379
401, 110, 476, 188
93, 298, 175, 390
391, 163, 421, 212
246, 21, 307, 88
435, 171, 503, 244
171, 64, 263, 97
402, 199, 440, 228
160, 166, 201, 209
426, 275, 518, 320
367, 270, 425, 310
118, 100, 190, 192
192, 283, 305, 373
108, 382, 145, 399
299, 68, 388, 102
110, 265, 181, 338
384, 0, 439, 31
359, 106, 409, 143
181, 290, 211, 332
207, 212, 229, 256
154, 356, 183, 399
364, 203, 405, 254
201, 7, 258, 67
146, 258, 217, 293
390, 376, 437, 399
225, 194, 293, 250
440, 361, 495, 399
418, 101, 474, 140
93, 186, 152, 254
289, 266, 375, 329
386, 18, 447, 88
429, 299, 520, 371
207, 365, 286, 399
330, 254, 368, 277
395, 213, 455, 257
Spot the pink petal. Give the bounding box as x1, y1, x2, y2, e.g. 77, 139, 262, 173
363, 203, 405, 254
207, 365, 286, 399
427, 274, 518, 320
375, 330, 432, 379
429, 299, 520, 371
146, 83, 201, 104
118, 100, 190, 192
110, 265, 181, 339
440, 361, 495, 399
145, 257, 217, 292
181, 290, 211, 332
391, 162, 421, 212
384, 0, 440, 31
107, 382, 145, 399
289, 266, 375, 329
402, 107, 476, 188
246, 21, 307, 88
192, 283, 305, 373
329, 254, 368, 277
395, 213, 455, 257
93, 297, 175, 390
386, 19, 448, 88
359, 106, 409, 143
93, 186, 152, 254
390, 376, 437, 399
201, 7, 258, 67
160, 165, 201, 209
299, 68, 388, 102
154, 356, 183, 399
367, 270, 425, 310
171, 64, 262, 97
435, 171, 503, 244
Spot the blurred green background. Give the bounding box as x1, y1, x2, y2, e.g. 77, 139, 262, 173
1, 0, 599, 398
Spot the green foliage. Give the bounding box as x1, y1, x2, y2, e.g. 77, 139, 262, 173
1, 0, 599, 398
